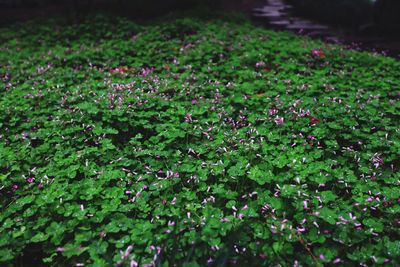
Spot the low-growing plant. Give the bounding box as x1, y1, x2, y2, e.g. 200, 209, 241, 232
0, 11, 399, 266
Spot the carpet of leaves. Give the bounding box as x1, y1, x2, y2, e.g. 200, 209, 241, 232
0, 12, 399, 266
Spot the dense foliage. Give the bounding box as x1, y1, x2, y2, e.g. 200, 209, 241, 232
0, 13, 399, 266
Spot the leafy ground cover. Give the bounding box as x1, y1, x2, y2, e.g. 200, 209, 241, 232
0, 12, 399, 266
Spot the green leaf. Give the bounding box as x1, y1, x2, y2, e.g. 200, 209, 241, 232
318, 207, 337, 225
31, 232, 48, 242
248, 166, 273, 185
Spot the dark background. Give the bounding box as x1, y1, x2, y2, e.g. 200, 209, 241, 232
0, 0, 400, 28
0, 0, 399, 36
0, 0, 251, 24
287, 0, 400, 34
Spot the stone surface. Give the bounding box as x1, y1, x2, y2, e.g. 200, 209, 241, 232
253, 11, 284, 18
286, 23, 329, 30
269, 20, 290, 26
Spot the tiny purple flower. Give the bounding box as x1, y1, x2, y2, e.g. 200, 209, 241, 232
268, 108, 278, 116
274, 116, 284, 125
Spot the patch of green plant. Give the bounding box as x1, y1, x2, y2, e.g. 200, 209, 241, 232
0, 12, 399, 266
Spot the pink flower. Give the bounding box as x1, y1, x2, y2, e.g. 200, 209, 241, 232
255, 61, 266, 68
140, 67, 155, 77
268, 108, 278, 116
130, 259, 138, 267
311, 49, 325, 58
120, 245, 134, 260
191, 98, 198, 105
296, 226, 306, 233
185, 113, 193, 122
333, 258, 341, 264
182, 43, 193, 50
308, 135, 317, 141
371, 155, 384, 168
303, 200, 308, 210
26, 177, 35, 183
109, 67, 127, 75
274, 116, 284, 125
171, 197, 177, 205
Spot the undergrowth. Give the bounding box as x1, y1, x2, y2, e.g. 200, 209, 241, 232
0, 12, 399, 266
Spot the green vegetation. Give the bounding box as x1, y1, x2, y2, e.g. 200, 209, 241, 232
0, 12, 399, 266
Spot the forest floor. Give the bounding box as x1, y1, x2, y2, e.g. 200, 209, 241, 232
0, 8, 399, 267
